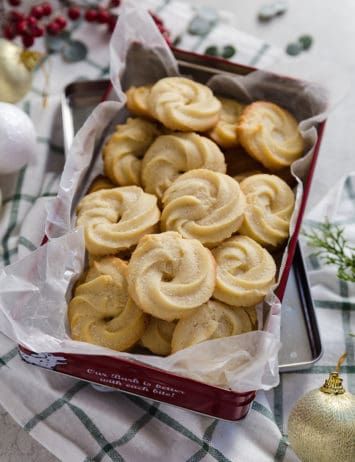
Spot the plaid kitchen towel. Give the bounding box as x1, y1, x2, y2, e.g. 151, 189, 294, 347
0, 1, 353, 461
2, 172, 354, 462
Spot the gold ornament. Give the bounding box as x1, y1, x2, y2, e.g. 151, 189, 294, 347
288, 353, 355, 462
0, 39, 42, 103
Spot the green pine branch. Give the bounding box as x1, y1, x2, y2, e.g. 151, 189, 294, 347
302, 221, 355, 283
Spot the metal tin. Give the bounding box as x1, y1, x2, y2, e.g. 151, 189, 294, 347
18, 345, 256, 421
279, 243, 322, 372
19, 50, 324, 420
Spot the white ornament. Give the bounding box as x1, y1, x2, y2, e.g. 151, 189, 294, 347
0, 102, 37, 174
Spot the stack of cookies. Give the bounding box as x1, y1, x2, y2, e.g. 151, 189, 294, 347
68, 76, 304, 356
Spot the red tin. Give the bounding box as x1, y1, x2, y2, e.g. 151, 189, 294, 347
18, 346, 256, 420
18, 48, 326, 421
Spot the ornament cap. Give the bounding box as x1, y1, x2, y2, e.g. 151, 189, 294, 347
320, 352, 347, 395
320, 372, 345, 395
20, 50, 43, 71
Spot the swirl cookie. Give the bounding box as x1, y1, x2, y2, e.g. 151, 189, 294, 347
212, 235, 276, 307
237, 101, 304, 170
126, 85, 152, 118
87, 176, 114, 194
141, 132, 226, 199
76, 186, 160, 255
127, 231, 216, 322
243, 306, 258, 328
208, 97, 245, 148
239, 174, 295, 247
171, 300, 252, 353
148, 77, 221, 131
224, 148, 295, 186
68, 257, 147, 351
223, 146, 265, 177
161, 169, 246, 247
103, 118, 160, 186
233, 170, 263, 183
140, 318, 176, 356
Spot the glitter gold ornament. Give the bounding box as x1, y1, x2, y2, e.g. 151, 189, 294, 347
288, 353, 355, 462
0, 39, 42, 103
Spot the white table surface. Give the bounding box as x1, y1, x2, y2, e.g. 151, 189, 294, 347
1, 0, 354, 460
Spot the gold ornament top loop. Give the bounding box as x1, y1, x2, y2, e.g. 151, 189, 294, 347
320, 352, 347, 395
335, 352, 347, 372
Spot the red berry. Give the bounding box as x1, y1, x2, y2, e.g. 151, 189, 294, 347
32, 25, 44, 37
68, 6, 81, 20
3, 24, 16, 39
41, 2, 52, 16
85, 9, 98, 22
27, 16, 37, 27
107, 15, 117, 33
46, 22, 60, 36
31, 5, 44, 19
110, 0, 121, 6
55, 16, 67, 29
8, 10, 24, 22
16, 20, 27, 35
8, 0, 21, 6
22, 34, 34, 48
97, 9, 110, 24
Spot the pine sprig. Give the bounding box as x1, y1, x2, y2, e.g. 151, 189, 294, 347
303, 221, 355, 282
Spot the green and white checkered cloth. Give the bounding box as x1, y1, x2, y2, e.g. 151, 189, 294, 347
0, 1, 354, 461
271, 173, 355, 441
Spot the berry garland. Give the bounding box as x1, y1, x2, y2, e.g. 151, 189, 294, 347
1, 0, 171, 49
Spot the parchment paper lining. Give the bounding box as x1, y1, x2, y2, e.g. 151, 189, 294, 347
0, 2, 329, 392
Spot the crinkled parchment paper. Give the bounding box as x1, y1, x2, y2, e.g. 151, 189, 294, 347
0, 1, 330, 392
